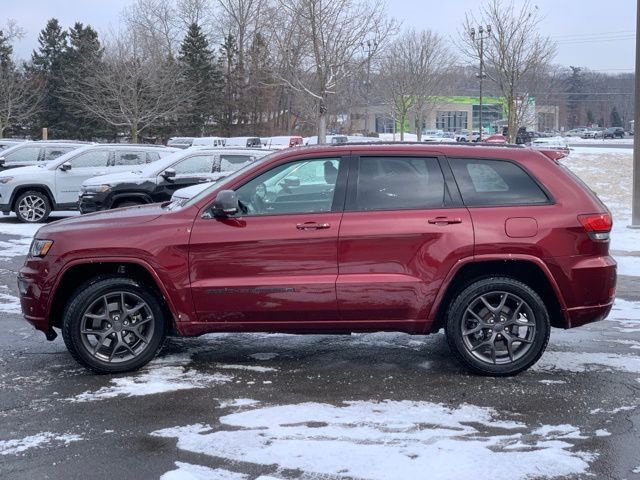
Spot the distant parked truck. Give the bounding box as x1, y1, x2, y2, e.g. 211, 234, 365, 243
225, 137, 262, 148
190, 137, 227, 147
263, 136, 304, 149
167, 137, 196, 149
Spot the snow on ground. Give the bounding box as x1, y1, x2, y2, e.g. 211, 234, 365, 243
568, 138, 633, 145
153, 400, 595, 480
69, 354, 232, 402
0, 285, 20, 314
161, 462, 249, 480
0, 432, 82, 456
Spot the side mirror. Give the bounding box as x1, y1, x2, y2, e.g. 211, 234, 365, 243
60, 162, 72, 171
211, 190, 239, 217
162, 168, 176, 179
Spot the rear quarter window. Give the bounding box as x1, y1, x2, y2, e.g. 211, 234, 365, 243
450, 158, 550, 206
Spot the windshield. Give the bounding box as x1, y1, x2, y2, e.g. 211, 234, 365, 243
178, 153, 278, 209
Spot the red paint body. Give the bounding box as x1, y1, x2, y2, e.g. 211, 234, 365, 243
18, 144, 616, 338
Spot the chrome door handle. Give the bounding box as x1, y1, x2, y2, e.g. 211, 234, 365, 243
428, 217, 462, 225
296, 222, 331, 230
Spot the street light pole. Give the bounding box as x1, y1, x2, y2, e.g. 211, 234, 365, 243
632, 0, 640, 227
471, 25, 491, 141
362, 39, 377, 135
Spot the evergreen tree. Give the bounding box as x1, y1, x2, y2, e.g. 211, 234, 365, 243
564, 66, 583, 128
62, 23, 111, 140
586, 109, 595, 125
219, 34, 239, 136
0, 30, 13, 69
30, 18, 69, 138
179, 23, 222, 136
610, 107, 622, 127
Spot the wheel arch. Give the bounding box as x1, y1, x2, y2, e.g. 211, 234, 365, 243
111, 192, 154, 208
428, 256, 568, 333
49, 260, 181, 334
10, 184, 56, 210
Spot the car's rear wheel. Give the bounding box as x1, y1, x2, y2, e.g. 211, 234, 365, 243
445, 277, 550, 376
62, 277, 167, 373
14, 190, 51, 223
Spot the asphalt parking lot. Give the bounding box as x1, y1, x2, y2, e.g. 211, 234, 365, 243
1, 216, 640, 480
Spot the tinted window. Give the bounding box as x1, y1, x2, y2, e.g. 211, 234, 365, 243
354, 156, 445, 211
235, 158, 340, 215
112, 151, 146, 166
70, 150, 110, 168
173, 154, 215, 175
4, 146, 41, 164
450, 158, 549, 206
44, 146, 73, 161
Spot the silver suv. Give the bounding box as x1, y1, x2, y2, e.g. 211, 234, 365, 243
0, 144, 177, 222
0, 140, 90, 170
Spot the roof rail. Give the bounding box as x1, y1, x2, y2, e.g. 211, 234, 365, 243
326, 141, 526, 149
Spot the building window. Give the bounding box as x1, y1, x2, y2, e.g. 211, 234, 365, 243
375, 115, 395, 133
436, 111, 468, 131
472, 104, 502, 129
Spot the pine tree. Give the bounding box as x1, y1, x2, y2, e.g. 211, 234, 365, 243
62, 23, 111, 140
564, 66, 583, 128
219, 34, 239, 136
30, 18, 69, 138
610, 107, 622, 128
179, 23, 219, 136
0, 30, 13, 69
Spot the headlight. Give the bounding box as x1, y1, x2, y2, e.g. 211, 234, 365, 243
81, 184, 111, 194
0, 176, 13, 184
30, 239, 54, 257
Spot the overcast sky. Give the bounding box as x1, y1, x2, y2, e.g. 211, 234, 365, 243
4, 0, 636, 73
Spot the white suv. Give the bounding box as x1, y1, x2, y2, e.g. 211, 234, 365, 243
0, 144, 176, 222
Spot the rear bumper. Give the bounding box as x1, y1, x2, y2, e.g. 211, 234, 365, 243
547, 254, 617, 328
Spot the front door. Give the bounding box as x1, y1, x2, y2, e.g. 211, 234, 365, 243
55, 149, 110, 205
337, 155, 474, 327
152, 152, 218, 201
189, 156, 346, 325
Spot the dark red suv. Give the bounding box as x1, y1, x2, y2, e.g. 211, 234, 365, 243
18, 143, 616, 376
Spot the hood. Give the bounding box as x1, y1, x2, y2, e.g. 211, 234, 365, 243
0, 164, 47, 177
83, 170, 150, 186
172, 182, 213, 201
37, 203, 165, 235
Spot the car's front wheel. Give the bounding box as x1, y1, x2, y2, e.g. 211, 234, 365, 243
14, 190, 51, 223
445, 277, 550, 376
62, 277, 167, 373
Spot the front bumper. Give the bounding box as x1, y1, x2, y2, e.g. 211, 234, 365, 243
78, 191, 110, 213
18, 258, 56, 336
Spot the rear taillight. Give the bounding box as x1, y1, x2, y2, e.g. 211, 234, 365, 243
578, 213, 612, 241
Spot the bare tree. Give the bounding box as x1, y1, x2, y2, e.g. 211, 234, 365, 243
0, 66, 42, 136
460, 0, 556, 142
122, 0, 182, 58
274, 0, 396, 143
409, 30, 455, 141
69, 31, 194, 142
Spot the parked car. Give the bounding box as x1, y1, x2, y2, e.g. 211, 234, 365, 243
0, 140, 89, 170
167, 137, 196, 149
564, 128, 588, 137
20, 143, 616, 376
484, 134, 507, 143
604, 127, 625, 139
79, 147, 273, 213
0, 139, 24, 151
263, 136, 304, 149
0, 144, 176, 222
580, 129, 603, 139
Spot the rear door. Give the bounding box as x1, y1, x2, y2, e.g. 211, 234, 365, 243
336, 155, 474, 326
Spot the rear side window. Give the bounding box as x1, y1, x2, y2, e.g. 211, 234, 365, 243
43, 146, 73, 161
450, 158, 549, 206
354, 156, 445, 211
146, 152, 160, 163
219, 154, 254, 172
112, 151, 147, 166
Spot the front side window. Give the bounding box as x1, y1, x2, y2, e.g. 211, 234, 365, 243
354, 156, 445, 211
450, 158, 549, 206
69, 150, 110, 168
235, 157, 341, 215
173, 154, 215, 175
4, 146, 41, 164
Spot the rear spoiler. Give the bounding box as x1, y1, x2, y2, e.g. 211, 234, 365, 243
533, 147, 570, 161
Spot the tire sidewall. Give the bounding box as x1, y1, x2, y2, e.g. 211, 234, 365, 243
63, 278, 166, 374
14, 190, 51, 223
446, 277, 550, 376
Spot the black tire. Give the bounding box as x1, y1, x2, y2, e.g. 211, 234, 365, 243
14, 190, 51, 223
62, 277, 167, 374
445, 277, 550, 376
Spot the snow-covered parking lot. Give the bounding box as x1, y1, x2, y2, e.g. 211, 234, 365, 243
1, 146, 640, 479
